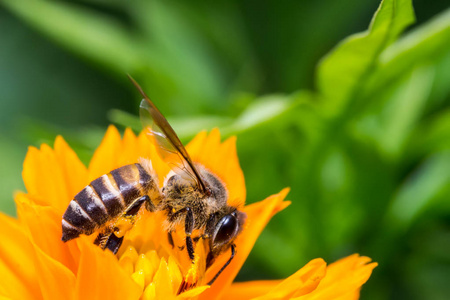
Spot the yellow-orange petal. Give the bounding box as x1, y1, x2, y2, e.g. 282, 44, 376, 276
15, 193, 79, 274
32, 241, 77, 300
220, 259, 327, 300
200, 188, 291, 300
88, 125, 123, 181
53, 136, 89, 203
75, 237, 142, 300
153, 258, 177, 300
220, 280, 282, 300
21, 135, 88, 214
294, 254, 377, 300
253, 258, 326, 300
177, 285, 210, 299
22, 146, 65, 213
119, 128, 138, 164
168, 256, 183, 291
0, 212, 41, 299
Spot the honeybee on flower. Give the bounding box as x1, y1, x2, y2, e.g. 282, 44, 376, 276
61, 77, 246, 291
0, 77, 377, 300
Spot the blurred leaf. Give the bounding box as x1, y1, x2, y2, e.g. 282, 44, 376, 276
317, 0, 415, 113
378, 8, 450, 85
387, 150, 450, 231
222, 93, 308, 136
0, 134, 25, 216
18, 117, 106, 166
409, 109, 450, 158
352, 8, 450, 159
2, 0, 142, 74
356, 64, 434, 159
108, 109, 142, 132
364, 8, 450, 107
131, 1, 230, 111
225, 95, 290, 132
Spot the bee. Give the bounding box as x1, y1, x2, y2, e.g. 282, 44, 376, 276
61, 76, 246, 285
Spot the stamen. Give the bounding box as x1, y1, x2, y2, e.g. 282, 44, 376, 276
143, 283, 156, 300
118, 255, 134, 274
136, 254, 155, 284
132, 270, 146, 290
121, 245, 139, 263
116, 231, 206, 296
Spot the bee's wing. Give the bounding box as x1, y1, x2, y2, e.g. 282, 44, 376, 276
129, 75, 207, 193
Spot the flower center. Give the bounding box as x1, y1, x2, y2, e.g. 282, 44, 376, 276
118, 244, 196, 298
115, 214, 207, 299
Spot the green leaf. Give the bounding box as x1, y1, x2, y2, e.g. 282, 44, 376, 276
374, 8, 450, 93
221, 93, 310, 136
356, 65, 435, 159
351, 8, 450, 160
2, 0, 142, 73
387, 151, 450, 231
0, 135, 25, 217
107, 109, 142, 132
317, 0, 415, 112
409, 109, 450, 158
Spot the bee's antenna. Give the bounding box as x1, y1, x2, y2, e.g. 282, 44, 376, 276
207, 244, 236, 286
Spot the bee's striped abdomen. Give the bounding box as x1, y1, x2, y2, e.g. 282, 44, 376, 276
62, 163, 155, 242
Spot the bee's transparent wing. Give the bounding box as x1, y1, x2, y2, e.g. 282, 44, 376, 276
129, 76, 206, 192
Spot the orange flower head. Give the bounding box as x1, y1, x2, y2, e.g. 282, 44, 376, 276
0, 126, 377, 300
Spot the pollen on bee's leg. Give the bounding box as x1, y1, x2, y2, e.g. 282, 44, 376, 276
114, 216, 135, 238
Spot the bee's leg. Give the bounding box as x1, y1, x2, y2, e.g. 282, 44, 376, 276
105, 233, 124, 254
93, 231, 123, 254
94, 195, 149, 255
206, 251, 215, 269
168, 231, 175, 248
203, 213, 216, 240
94, 231, 110, 249
185, 207, 195, 261
207, 244, 236, 286
204, 213, 217, 268
126, 195, 151, 216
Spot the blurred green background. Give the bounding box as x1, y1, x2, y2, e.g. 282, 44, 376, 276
1, 0, 449, 299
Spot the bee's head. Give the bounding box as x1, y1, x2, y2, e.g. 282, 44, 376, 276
208, 208, 246, 258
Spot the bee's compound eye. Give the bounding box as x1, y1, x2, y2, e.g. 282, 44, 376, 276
212, 214, 238, 246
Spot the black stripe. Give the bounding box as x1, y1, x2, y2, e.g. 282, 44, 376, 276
74, 187, 109, 226
91, 175, 124, 217
62, 202, 97, 234
136, 163, 152, 192
61, 221, 82, 242
111, 165, 141, 207
105, 234, 124, 254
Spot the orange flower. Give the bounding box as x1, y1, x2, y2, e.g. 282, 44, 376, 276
0, 126, 377, 299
